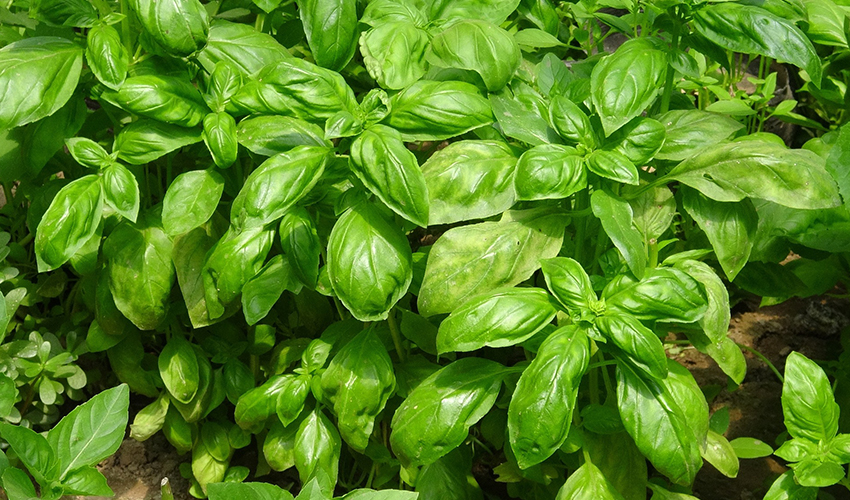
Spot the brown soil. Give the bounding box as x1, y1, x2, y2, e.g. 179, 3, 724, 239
679, 296, 849, 500
69, 435, 191, 500
69, 296, 849, 500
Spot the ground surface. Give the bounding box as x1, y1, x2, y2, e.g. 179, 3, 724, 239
68, 296, 849, 500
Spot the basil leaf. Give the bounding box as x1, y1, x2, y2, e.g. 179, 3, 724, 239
159, 334, 200, 404
383, 80, 493, 141
654, 110, 744, 161
416, 447, 483, 500
693, 3, 822, 86
421, 140, 517, 225
196, 20, 291, 77
427, 20, 520, 92
162, 168, 225, 237
47, 384, 129, 479
204, 61, 241, 112
104, 217, 175, 330
437, 287, 557, 353
118, 75, 208, 127
555, 461, 626, 500
202, 225, 274, 318
320, 328, 395, 452
35, 175, 103, 272
584, 431, 648, 500
0, 424, 58, 483
782, 351, 839, 443
597, 313, 667, 380
65, 137, 113, 170
590, 38, 666, 136
86, 24, 129, 90
202, 112, 238, 168
824, 122, 850, 206
606, 268, 707, 324
208, 482, 295, 500
672, 259, 730, 344
327, 203, 412, 322
548, 95, 596, 147
427, 0, 520, 24
682, 189, 757, 281
351, 125, 430, 227
237, 115, 330, 156
242, 255, 300, 325
30, 0, 98, 27
235, 375, 291, 433
102, 163, 141, 222
361, 22, 430, 90
295, 408, 341, 494
541, 257, 597, 314
361, 0, 427, 25
113, 120, 203, 165
18, 95, 87, 179
173, 226, 228, 328
299, 0, 358, 72
490, 84, 563, 146
130, 393, 170, 441
418, 208, 566, 316
515, 144, 586, 201
275, 375, 310, 427
591, 189, 646, 279
162, 405, 194, 453
617, 361, 703, 486
230, 59, 358, 122
627, 185, 676, 245
0, 37, 83, 129
390, 358, 505, 467
763, 470, 817, 500
586, 149, 640, 185
231, 146, 329, 229
604, 117, 666, 165
666, 141, 841, 209
279, 208, 321, 289
129, 0, 209, 56
61, 466, 113, 496
509, 326, 589, 469
702, 430, 739, 479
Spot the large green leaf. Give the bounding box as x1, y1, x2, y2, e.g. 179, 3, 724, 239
426, 0, 520, 24
163, 168, 225, 237
782, 352, 839, 443
295, 409, 341, 494
196, 20, 290, 77
508, 326, 589, 469
117, 75, 208, 127
350, 125, 430, 227
591, 38, 666, 136
391, 358, 505, 467
591, 189, 646, 279
693, 3, 822, 85
654, 110, 743, 161
231, 146, 329, 229
0, 37, 83, 129
421, 140, 517, 225
515, 144, 586, 201
327, 203, 412, 322
360, 22, 430, 90
682, 189, 757, 281
237, 115, 330, 156
86, 24, 128, 90
666, 141, 841, 209
47, 385, 129, 479
555, 462, 626, 500
596, 313, 667, 380
617, 362, 702, 486
113, 120, 203, 165
382, 80, 494, 141
299, 0, 358, 71
320, 328, 395, 451
418, 208, 566, 316
605, 268, 707, 324
35, 175, 103, 272
437, 287, 557, 353
230, 59, 358, 122
104, 216, 175, 330
129, 0, 209, 56
427, 20, 520, 92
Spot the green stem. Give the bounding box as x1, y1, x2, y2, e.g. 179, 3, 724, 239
387, 310, 406, 362
737, 342, 784, 383
573, 190, 590, 265
255, 12, 266, 32
648, 240, 659, 269
119, 0, 133, 55
161, 478, 175, 500
659, 27, 680, 114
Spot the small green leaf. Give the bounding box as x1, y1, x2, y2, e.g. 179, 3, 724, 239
159, 335, 200, 404
163, 168, 225, 237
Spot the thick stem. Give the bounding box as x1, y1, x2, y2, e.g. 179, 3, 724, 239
387, 310, 406, 362
659, 29, 680, 114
